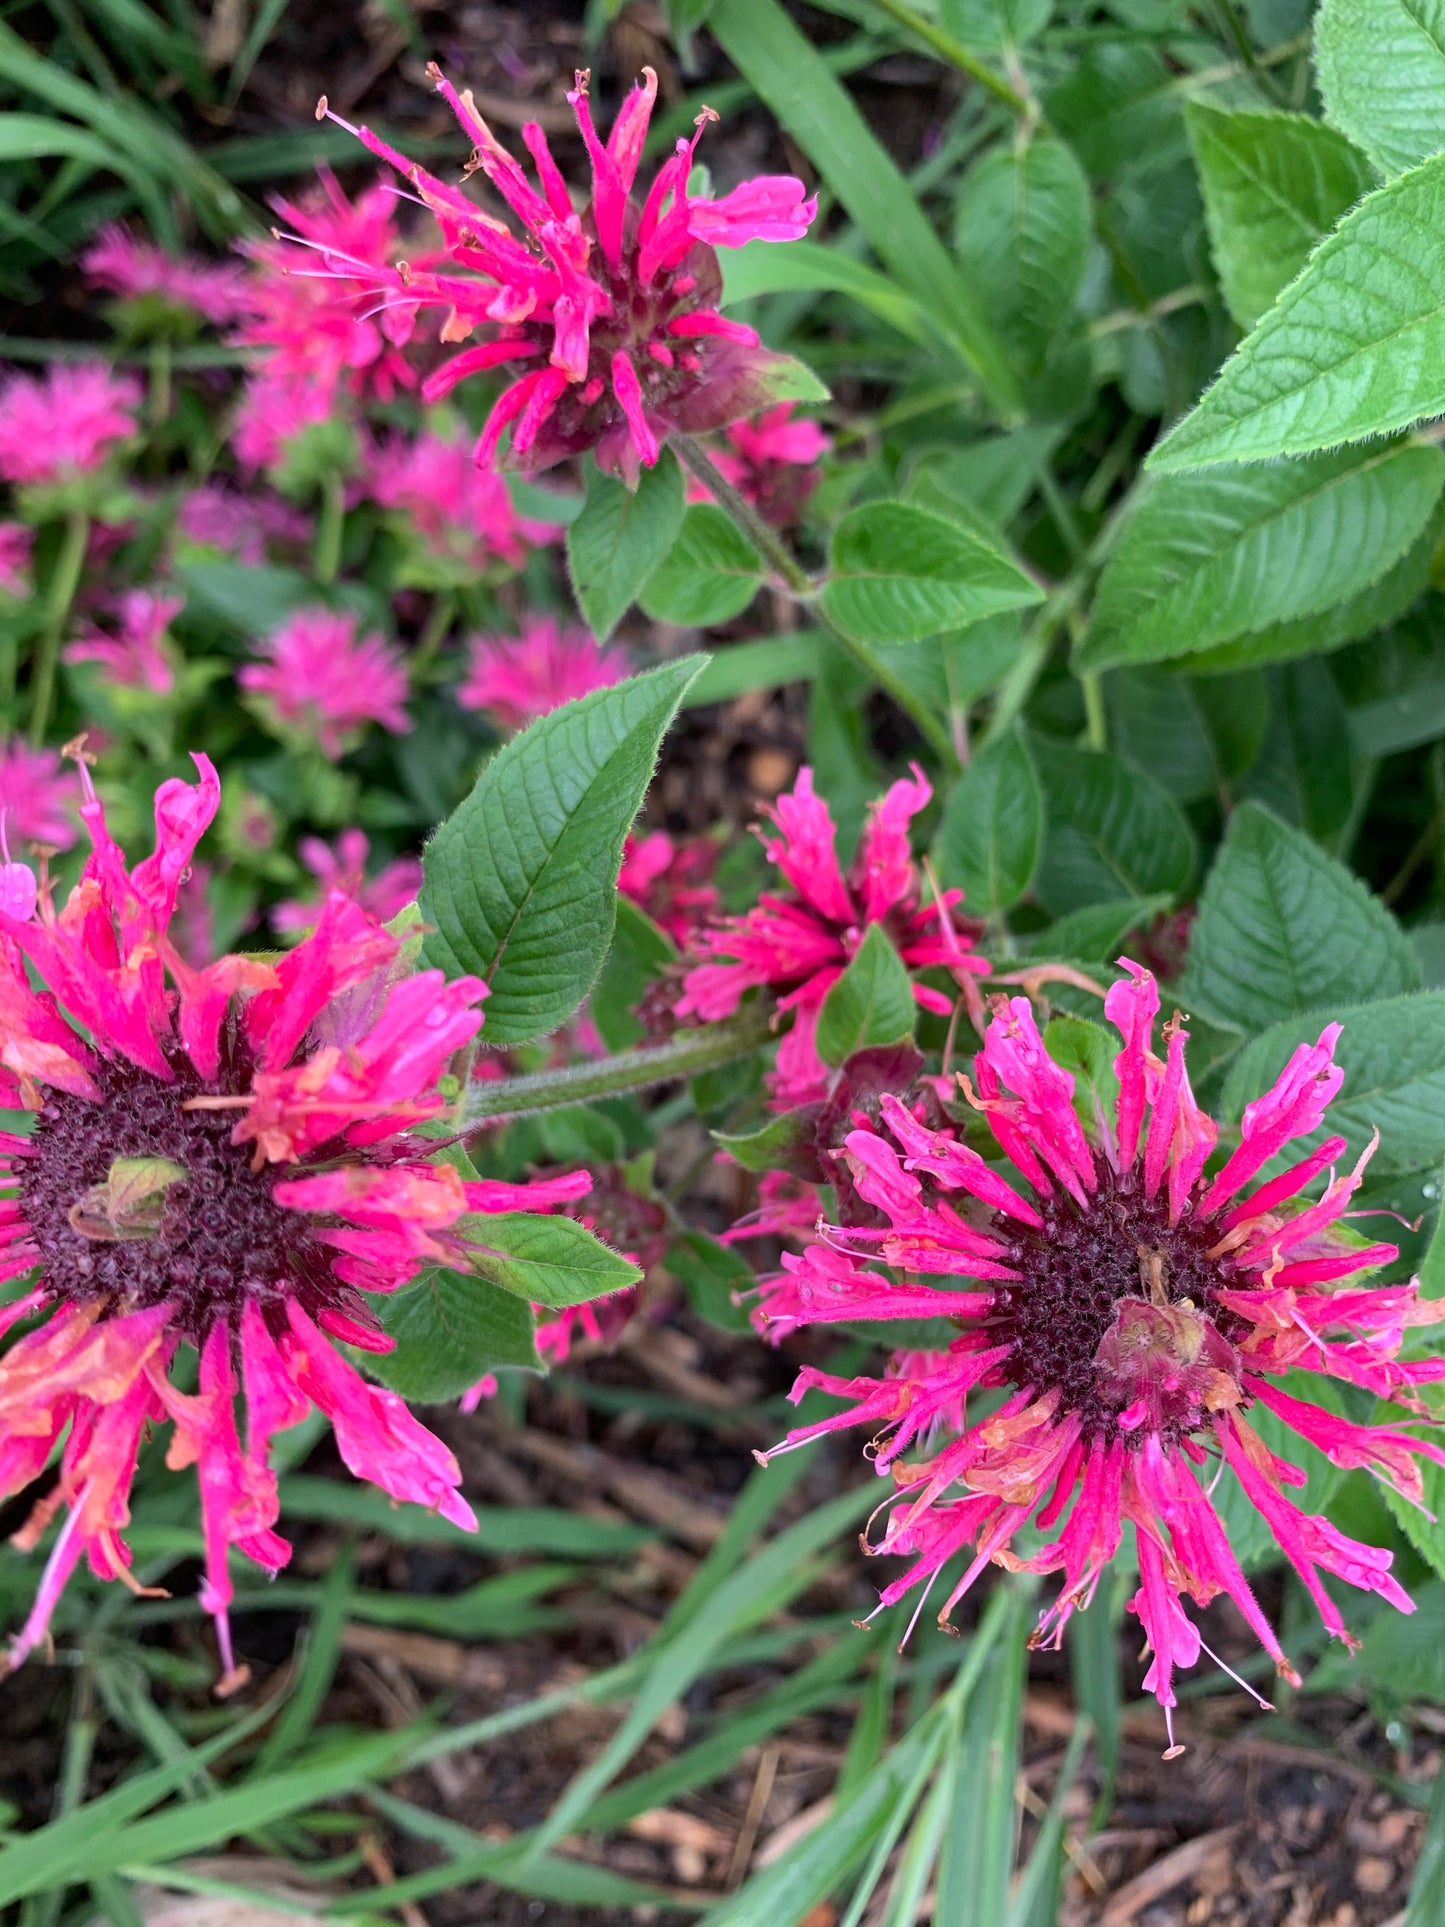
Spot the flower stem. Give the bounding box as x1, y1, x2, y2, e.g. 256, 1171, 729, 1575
412, 590, 457, 678
462, 1006, 776, 1124
314, 470, 346, 587
671, 433, 959, 770
149, 337, 172, 428
866, 0, 1035, 117
30, 509, 88, 747
1081, 669, 1107, 752
672, 433, 815, 598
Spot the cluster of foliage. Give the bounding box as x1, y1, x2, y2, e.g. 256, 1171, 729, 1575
6, 0, 1445, 1918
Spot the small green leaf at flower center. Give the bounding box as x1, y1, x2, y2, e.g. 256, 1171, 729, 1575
68, 1156, 190, 1243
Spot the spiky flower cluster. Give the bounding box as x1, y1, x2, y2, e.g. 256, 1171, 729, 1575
295, 66, 816, 480
754, 964, 1445, 1749
0, 756, 586, 1687
677, 767, 989, 1106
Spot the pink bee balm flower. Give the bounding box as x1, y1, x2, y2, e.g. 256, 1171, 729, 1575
0, 753, 595, 1689
303, 65, 817, 480
0, 522, 33, 597
83, 224, 248, 326
240, 608, 411, 756
0, 740, 79, 852
676, 766, 989, 1107
456, 616, 629, 732
366, 428, 558, 572
686, 404, 831, 526
617, 828, 720, 948
754, 964, 1445, 1752
0, 363, 141, 488
235, 169, 417, 405
67, 588, 184, 695
273, 828, 423, 934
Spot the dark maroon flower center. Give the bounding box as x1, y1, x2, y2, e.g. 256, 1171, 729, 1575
992, 1159, 1247, 1447
15, 1041, 351, 1345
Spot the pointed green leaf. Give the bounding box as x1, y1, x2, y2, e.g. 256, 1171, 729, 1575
1031, 738, 1196, 915
816, 924, 917, 1067
1220, 992, 1445, 1173
372, 1267, 541, 1403
639, 503, 764, 627
955, 134, 1093, 373
1186, 102, 1377, 330
1180, 802, 1420, 1032
567, 452, 685, 640
1078, 444, 1443, 670
467, 1211, 642, 1309
1316, 0, 1445, 178
419, 658, 704, 1043
934, 727, 1042, 914
1151, 153, 1445, 469
824, 502, 1042, 645
713, 1107, 821, 1175
589, 895, 677, 1053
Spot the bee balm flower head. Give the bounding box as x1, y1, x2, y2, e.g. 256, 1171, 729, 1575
301, 65, 817, 482
0, 754, 589, 1689
754, 963, 1445, 1752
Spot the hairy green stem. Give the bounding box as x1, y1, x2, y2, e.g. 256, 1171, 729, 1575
672, 433, 815, 597
29, 510, 88, 747
866, 0, 1034, 117
411, 590, 457, 677
462, 1007, 777, 1123
148, 337, 172, 427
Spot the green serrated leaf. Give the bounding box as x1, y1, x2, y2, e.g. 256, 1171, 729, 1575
567, 452, 685, 640
639, 503, 764, 627
816, 924, 918, 1067
1027, 895, 1172, 962
1078, 443, 1443, 671
823, 502, 1042, 646
934, 727, 1042, 915
1030, 737, 1196, 916
1150, 153, 1445, 469
419, 658, 703, 1043
1186, 493, 1445, 672
955, 134, 1093, 375
1180, 802, 1420, 1033
1185, 101, 1377, 331
713, 1106, 821, 1176
1316, 0, 1445, 178
815, 933, 915, 1069
373, 1266, 541, 1403
666, 1229, 755, 1334
1044, 1014, 1121, 1136
1220, 992, 1445, 1173
468, 1210, 642, 1310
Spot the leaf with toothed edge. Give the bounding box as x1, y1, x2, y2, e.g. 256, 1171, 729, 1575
419, 657, 706, 1044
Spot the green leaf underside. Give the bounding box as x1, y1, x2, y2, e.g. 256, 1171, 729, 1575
419, 658, 704, 1044
1221, 993, 1445, 1173
1079, 443, 1443, 670
567, 453, 686, 641
1031, 738, 1196, 916
934, 728, 1043, 914
1150, 152, 1445, 470
823, 501, 1042, 645
1185, 101, 1377, 332
639, 502, 764, 627
816, 923, 917, 1066
1315, 0, 1445, 178
1180, 802, 1419, 1033
373, 1267, 541, 1403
